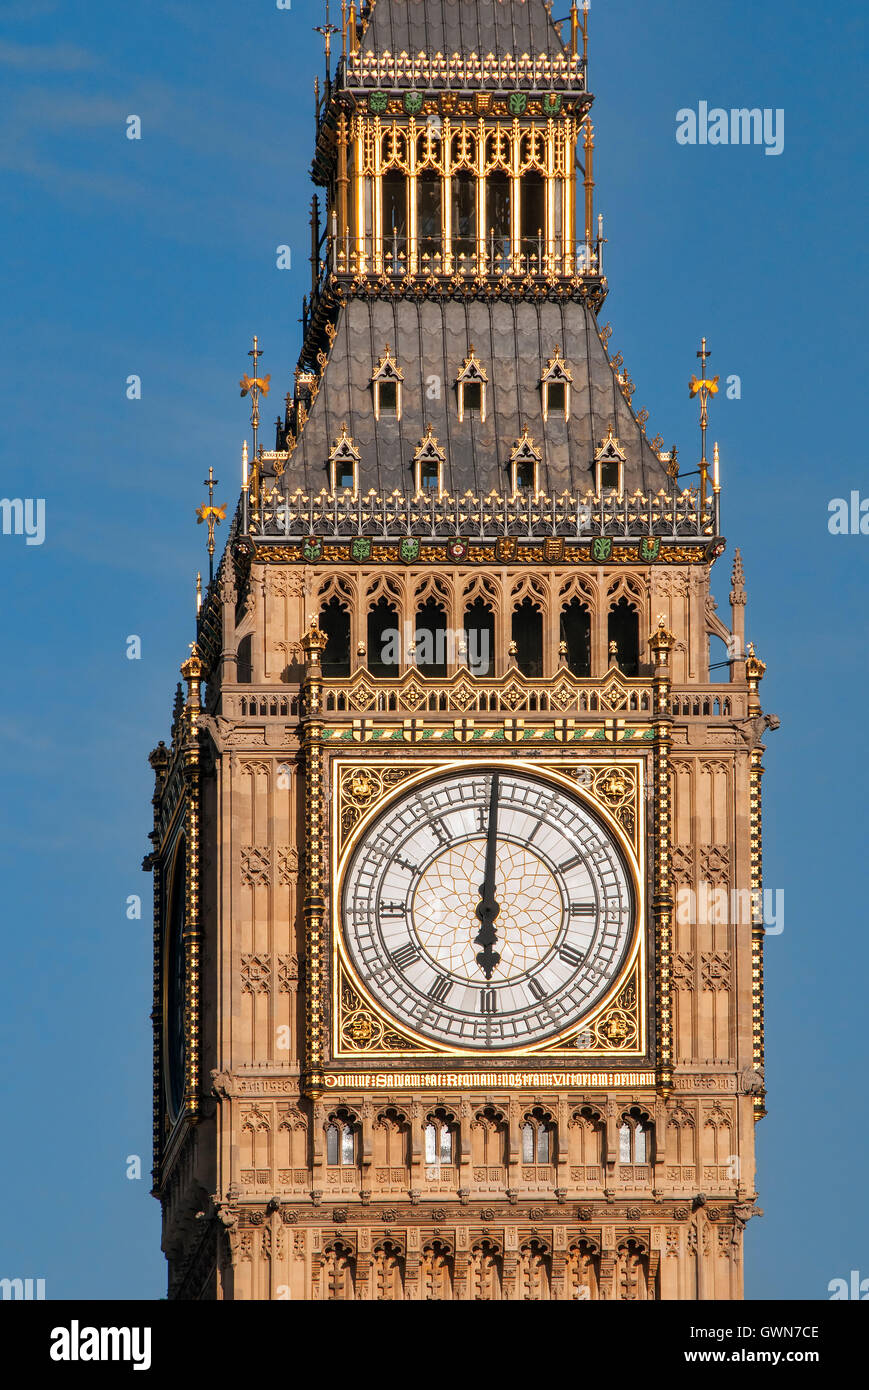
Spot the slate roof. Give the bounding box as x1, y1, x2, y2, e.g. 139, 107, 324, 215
278, 295, 671, 498
355, 0, 570, 66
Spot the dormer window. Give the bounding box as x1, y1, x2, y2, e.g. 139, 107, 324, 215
510, 425, 541, 495
457, 348, 488, 423
329, 423, 361, 493
541, 347, 573, 421
372, 345, 404, 421
379, 381, 397, 414
594, 426, 626, 496
413, 425, 446, 496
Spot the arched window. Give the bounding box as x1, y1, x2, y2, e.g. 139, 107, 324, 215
456, 349, 488, 422
569, 1106, 605, 1168
371, 346, 403, 421
600, 456, 620, 489
367, 596, 400, 677
414, 597, 448, 677
421, 1240, 453, 1301
452, 170, 476, 263
373, 1240, 405, 1301
374, 1107, 409, 1167
521, 171, 545, 263
236, 634, 252, 684
486, 170, 511, 268
417, 171, 443, 261
616, 1237, 651, 1301
464, 598, 494, 677
419, 455, 440, 490
471, 1106, 506, 1166
594, 427, 626, 495
521, 1108, 554, 1164
567, 1239, 600, 1301
322, 1240, 355, 1300
326, 1121, 357, 1167
608, 598, 639, 677
619, 1108, 652, 1164
512, 597, 543, 678
424, 1110, 455, 1168
382, 170, 407, 264
470, 1240, 502, 1301
510, 427, 541, 495
319, 597, 350, 678
517, 1238, 552, 1301
560, 598, 591, 676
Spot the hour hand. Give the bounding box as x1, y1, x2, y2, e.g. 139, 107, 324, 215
474, 774, 501, 980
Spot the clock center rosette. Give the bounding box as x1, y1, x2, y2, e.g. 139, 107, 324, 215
412, 838, 563, 981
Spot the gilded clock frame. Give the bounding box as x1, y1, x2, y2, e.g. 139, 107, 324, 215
329, 755, 648, 1062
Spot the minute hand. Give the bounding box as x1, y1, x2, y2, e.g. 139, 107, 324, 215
474, 773, 501, 980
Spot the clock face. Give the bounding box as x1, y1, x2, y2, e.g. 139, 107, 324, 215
340, 768, 636, 1051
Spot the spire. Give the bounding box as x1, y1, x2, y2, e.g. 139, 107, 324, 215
729, 548, 747, 679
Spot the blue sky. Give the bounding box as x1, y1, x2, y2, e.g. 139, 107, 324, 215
0, 0, 865, 1300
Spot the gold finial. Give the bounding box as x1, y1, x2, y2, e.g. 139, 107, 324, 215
301, 614, 329, 662
745, 643, 767, 713
195, 465, 226, 582
240, 336, 270, 460
688, 338, 720, 513
181, 642, 206, 684
713, 441, 721, 494
649, 618, 676, 662
558, 639, 568, 659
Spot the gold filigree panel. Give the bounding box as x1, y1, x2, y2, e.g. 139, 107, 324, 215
338, 966, 427, 1055
336, 764, 420, 853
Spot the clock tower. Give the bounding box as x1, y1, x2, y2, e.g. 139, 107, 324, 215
147, 0, 772, 1300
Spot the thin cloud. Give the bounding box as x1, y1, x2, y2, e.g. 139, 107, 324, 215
0, 39, 96, 71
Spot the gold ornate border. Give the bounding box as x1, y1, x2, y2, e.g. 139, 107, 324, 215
329, 756, 647, 1062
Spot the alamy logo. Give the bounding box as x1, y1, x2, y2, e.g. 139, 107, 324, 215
676, 103, 784, 156
0, 1276, 45, 1299
0, 497, 45, 546
50, 1321, 152, 1371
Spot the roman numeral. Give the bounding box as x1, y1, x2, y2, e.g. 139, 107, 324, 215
393, 855, 419, 874
570, 902, 596, 916
380, 901, 407, 917
428, 817, 450, 846
560, 855, 582, 872
559, 944, 585, 968
527, 977, 546, 1002
391, 943, 420, 971
428, 976, 453, 1004
480, 989, 498, 1015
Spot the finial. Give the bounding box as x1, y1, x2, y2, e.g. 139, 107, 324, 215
195, 465, 226, 582
745, 643, 767, 712
240, 336, 270, 461
713, 441, 721, 493
301, 613, 329, 662
689, 339, 720, 513
649, 619, 676, 663
181, 642, 206, 689
196, 571, 202, 615
314, 0, 339, 84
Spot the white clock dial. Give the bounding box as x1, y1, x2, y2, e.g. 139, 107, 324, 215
340, 768, 635, 1050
